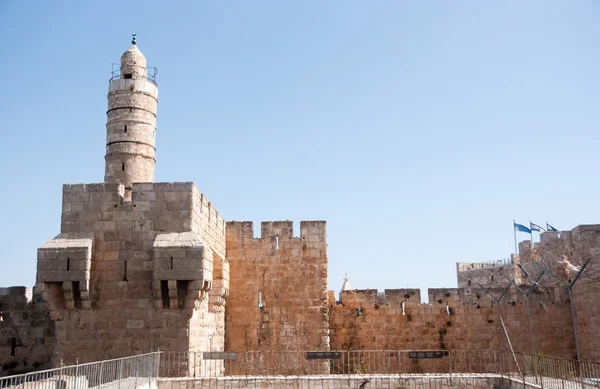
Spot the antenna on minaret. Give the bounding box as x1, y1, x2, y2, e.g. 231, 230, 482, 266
131, 33, 137, 45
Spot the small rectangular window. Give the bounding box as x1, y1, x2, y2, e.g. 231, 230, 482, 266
123, 74, 132, 79
124, 125, 127, 133
122, 163, 125, 172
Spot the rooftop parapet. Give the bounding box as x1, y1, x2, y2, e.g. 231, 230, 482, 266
456, 259, 512, 272
226, 220, 326, 240
0, 287, 32, 302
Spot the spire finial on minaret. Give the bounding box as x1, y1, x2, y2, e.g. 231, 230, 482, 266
131, 33, 137, 45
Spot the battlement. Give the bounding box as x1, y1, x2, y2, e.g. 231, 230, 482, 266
457, 259, 512, 272
225, 220, 328, 353
0, 287, 32, 303
226, 220, 326, 240
339, 288, 421, 307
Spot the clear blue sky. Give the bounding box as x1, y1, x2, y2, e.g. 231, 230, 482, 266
1, 2, 599, 301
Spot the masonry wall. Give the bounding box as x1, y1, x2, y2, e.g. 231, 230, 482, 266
0, 287, 54, 376
158, 376, 510, 389
33, 182, 227, 370
456, 260, 514, 289
512, 226, 600, 362
225, 221, 329, 355
329, 286, 576, 362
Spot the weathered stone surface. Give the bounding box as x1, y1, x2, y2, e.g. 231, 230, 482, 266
225, 220, 330, 373
0, 287, 54, 376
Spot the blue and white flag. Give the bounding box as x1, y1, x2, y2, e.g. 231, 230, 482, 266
530, 222, 545, 233
546, 223, 559, 232
514, 222, 531, 234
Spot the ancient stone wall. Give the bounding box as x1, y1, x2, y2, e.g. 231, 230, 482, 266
456, 260, 513, 289
453, 225, 600, 361
158, 376, 511, 389
514, 226, 600, 362
224, 221, 329, 354
0, 287, 54, 376
329, 286, 575, 359
33, 182, 227, 368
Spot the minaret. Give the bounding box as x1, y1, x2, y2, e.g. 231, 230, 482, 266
104, 36, 158, 191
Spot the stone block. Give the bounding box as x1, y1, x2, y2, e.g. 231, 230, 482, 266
154, 269, 204, 281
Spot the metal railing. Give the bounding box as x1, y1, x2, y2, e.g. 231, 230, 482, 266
110, 64, 158, 86
3, 349, 599, 389
160, 349, 600, 386
0, 352, 160, 389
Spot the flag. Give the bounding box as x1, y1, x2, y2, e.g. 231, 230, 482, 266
514, 222, 531, 234
530, 222, 545, 233
546, 223, 559, 232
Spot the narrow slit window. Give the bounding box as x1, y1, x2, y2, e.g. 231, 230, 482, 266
123, 261, 128, 282
122, 163, 125, 171
177, 280, 189, 310
72, 281, 82, 310
170, 256, 173, 270
124, 125, 127, 133
161, 280, 170, 309
66, 257, 70, 271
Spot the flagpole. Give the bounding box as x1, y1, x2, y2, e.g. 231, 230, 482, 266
530, 221, 534, 250
513, 219, 518, 254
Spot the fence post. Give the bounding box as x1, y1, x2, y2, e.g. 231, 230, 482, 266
98, 360, 104, 389
74, 358, 79, 389
118, 358, 123, 389
59, 360, 64, 389
134, 356, 139, 388
147, 355, 151, 389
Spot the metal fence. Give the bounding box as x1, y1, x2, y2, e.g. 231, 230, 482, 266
3, 350, 600, 389
159, 349, 600, 387
0, 352, 160, 389
159, 350, 501, 377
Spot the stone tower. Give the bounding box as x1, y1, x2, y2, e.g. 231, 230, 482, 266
31, 40, 229, 370
104, 41, 158, 192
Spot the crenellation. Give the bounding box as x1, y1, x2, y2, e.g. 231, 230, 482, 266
225, 219, 329, 368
